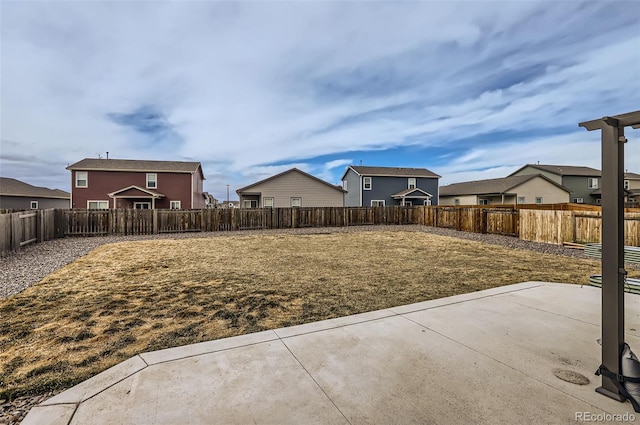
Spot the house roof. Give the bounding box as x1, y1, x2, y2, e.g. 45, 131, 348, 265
509, 164, 601, 177
66, 158, 204, 178
392, 188, 433, 198
341, 166, 440, 180
439, 174, 571, 197
625, 172, 640, 180
0, 177, 70, 199
236, 168, 346, 194
107, 185, 164, 198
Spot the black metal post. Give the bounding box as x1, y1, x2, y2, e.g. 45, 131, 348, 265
596, 121, 626, 401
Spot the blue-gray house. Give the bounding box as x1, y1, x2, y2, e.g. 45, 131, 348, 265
341, 166, 440, 207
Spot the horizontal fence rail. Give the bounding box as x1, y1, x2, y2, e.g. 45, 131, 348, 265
1, 205, 639, 257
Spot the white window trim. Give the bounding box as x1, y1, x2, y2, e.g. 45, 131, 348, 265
30, 200, 38, 209
371, 200, 385, 207
243, 200, 257, 208
572, 198, 584, 204
87, 200, 109, 209
170, 200, 181, 209
535, 197, 543, 204
404, 200, 412, 206
588, 178, 599, 189
363, 176, 372, 190
146, 173, 157, 189
76, 171, 88, 188
291, 197, 302, 207
624, 180, 630, 190
263, 197, 274, 208
478, 199, 489, 205
517, 197, 526, 204
343, 180, 348, 191
423, 199, 431, 206
134, 202, 151, 209
454, 199, 460, 206
408, 178, 416, 189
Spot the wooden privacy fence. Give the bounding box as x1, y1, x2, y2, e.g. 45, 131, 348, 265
519, 210, 640, 246
2, 205, 638, 256
0, 209, 64, 255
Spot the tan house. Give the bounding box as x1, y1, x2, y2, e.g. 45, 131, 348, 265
439, 174, 571, 206
626, 172, 640, 205
236, 168, 345, 208
509, 164, 601, 204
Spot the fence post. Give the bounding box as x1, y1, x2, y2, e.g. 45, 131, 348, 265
36, 210, 44, 243
153, 209, 159, 234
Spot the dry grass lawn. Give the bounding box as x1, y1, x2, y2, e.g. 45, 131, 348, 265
0, 230, 627, 399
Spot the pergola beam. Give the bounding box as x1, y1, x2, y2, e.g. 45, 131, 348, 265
579, 110, 640, 402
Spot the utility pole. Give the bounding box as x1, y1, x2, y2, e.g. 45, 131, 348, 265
226, 184, 230, 207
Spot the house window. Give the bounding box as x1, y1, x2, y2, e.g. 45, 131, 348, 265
478, 199, 489, 205
88, 200, 109, 209
146, 173, 157, 189
134, 202, 151, 209
263, 197, 274, 208
596, 199, 602, 204
572, 198, 584, 204
454, 199, 460, 206
343, 180, 348, 191
30, 200, 38, 209
408, 178, 416, 189
517, 197, 526, 204
588, 178, 599, 189
75, 171, 88, 188
291, 197, 302, 207
423, 199, 431, 206
371, 200, 385, 207
170, 201, 181, 209
363, 177, 372, 190
624, 180, 630, 190
535, 197, 543, 204
243, 200, 257, 208
404, 201, 413, 206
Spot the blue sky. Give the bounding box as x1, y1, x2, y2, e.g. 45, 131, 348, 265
1, 1, 639, 201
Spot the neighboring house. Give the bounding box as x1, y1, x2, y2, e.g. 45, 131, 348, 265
203, 192, 218, 208
236, 168, 345, 208
508, 164, 601, 204
624, 172, 640, 205
438, 174, 571, 206
66, 158, 206, 209
0, 177, 70, 210
341, 166, 440, 207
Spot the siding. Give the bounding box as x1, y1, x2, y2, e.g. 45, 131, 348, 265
343, 168, 361, 206
561, 175, 597, 204
513, 177, 570, 204
0, 195, 70, 210
240, 170, 344, 207
363, 176, 439, 207
439, 194, 478, 206
71, 170, 194, 209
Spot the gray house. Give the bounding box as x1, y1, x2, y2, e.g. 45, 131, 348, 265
341, 166, 440, 207
0, 177, 70, 210
508, 164, 601, 204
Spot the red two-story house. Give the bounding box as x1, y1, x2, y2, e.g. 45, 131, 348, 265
66, 158, 206, 209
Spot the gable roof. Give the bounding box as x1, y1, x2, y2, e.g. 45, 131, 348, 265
341, 166, 440, 180
439, 174, 571, 197
0, 177, 70, 199
392, 188, 433, 198
509, 164, 601, 177
107, 185, 164, 198
236, 168, 346, 194
66, 158, 204, 177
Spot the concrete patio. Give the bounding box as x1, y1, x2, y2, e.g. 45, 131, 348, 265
23, 282, 640, 424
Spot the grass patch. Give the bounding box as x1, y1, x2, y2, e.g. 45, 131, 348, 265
0, 230, 631, 399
